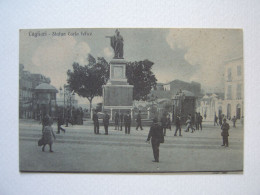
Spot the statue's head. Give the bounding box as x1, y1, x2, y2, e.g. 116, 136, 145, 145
115, 29, 120, 35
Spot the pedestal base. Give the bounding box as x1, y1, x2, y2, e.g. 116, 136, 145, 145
102, 58, 134, 119
103, 85, 133, 107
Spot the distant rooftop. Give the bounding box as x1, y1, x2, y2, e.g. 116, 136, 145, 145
34, 83, 58, 92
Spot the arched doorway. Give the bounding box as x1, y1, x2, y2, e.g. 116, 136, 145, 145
227, 104, 231, 119
236, 104, 241, 119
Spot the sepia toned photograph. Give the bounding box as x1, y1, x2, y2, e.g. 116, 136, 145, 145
19, 28, 243, 173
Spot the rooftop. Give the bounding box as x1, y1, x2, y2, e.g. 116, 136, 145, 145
34, 83, 58, 92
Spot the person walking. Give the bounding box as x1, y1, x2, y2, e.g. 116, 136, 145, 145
185, 114, 195, 133
124, 111, 131, 134
136, 110, 143, 130
42, 118, 56, 152
161, 113, 168, 136
57, 114, 66, 134
221, 119, 230, 147
232, 116, 237, 128
92, 110, 100, 134
114, 111, 120, 130
103, 111, 110, 135
120, 112, 124, 131
174, 115, 182, 136
146, 118, 164, 163
198, 113, 203, 130
214, 114, 219, 126
42, 114, 51, 132
219, 114, 223, 126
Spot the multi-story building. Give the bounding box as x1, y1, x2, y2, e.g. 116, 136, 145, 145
19, 64, 54, 119
224, 57, 243, 119
164, 80, 201, 97
198, 93, 224, 121
151, 79, 202, 98
19, 64, 33, 118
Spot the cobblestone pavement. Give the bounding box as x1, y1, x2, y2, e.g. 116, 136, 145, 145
19, 119, 243, 173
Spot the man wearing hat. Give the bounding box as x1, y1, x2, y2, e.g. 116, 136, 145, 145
124, 111, 132, 134
146, 118, 164, 162
221, 118, 230, 147
103, 111, 110, 135
92, 110, 100, 134
174, 114, 182, 136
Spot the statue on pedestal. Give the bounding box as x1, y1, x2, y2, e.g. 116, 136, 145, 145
106, 29, 124, 59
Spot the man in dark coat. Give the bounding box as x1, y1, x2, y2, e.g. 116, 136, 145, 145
221, 119, 230, 147
120, 112, 124, 131
160, 113, 168, 136
92, 110, 100, 134
136, 110, 143, 130
124, 111, 131, 134
174, 115, 182, 136
114, 111, 120, 130
103, 111, 110, 135
146, 118, 164, 162
57, 114, 66, 134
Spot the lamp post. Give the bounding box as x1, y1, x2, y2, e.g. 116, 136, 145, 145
63, 85, 66, 120
69, 90, 75, 119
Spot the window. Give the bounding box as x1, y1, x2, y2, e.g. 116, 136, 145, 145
227, 85, 232, 99
237, 84, 242, 99
237, 65, 242, 76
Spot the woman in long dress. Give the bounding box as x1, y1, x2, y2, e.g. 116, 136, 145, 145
42, 119, 56, 152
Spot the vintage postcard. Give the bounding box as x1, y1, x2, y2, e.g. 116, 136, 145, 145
19, 28, 243, 173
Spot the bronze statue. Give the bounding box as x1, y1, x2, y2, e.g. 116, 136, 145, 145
106, 29, 124, 59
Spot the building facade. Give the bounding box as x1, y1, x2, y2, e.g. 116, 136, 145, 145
19, 65, 33, 118
223, 57, 244, 119
19, 64, 54, 119
165, 80, 201, 97
197, 93, 224, 121
172, 90, 197, 123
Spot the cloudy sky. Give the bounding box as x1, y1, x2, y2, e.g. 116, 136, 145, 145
20, 28, 243, 103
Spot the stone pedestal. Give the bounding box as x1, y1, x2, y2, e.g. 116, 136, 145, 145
103, 59, 133, 118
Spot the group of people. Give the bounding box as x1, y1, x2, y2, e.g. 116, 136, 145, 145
214, 114, 225, 126
92, 110, 205, 138
37, 109, 234, 160
92, 110, 174, 136
92, 110, 133, 135
184, 112, 203, 133
39, 114, 68, 152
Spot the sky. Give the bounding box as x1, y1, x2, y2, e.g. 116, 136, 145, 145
19, 28, 243, 104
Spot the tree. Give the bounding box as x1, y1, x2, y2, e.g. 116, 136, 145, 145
126, 60, 157, 101
67, 55, 109, 112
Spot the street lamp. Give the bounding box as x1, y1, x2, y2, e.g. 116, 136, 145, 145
70, 91, 75, 118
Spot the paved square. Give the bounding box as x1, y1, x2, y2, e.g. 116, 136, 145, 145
19, 119, 243, 173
